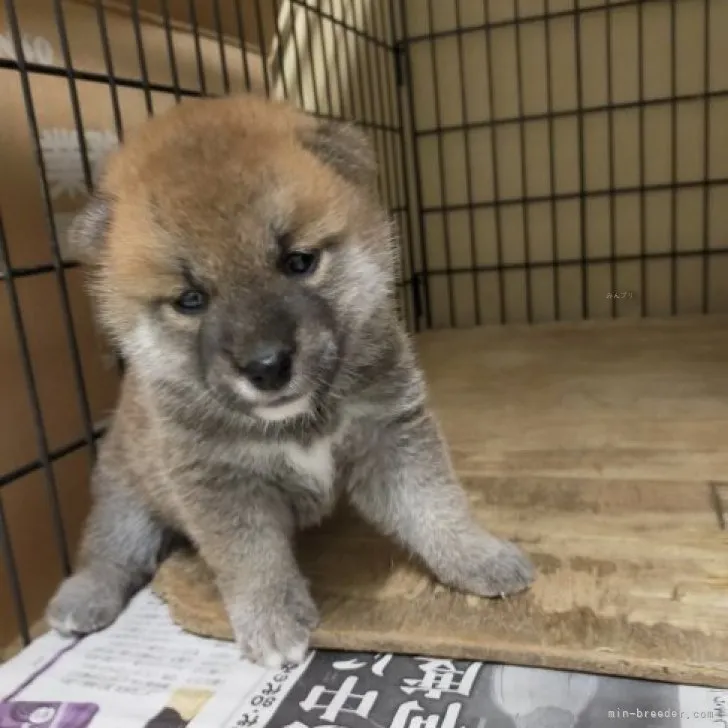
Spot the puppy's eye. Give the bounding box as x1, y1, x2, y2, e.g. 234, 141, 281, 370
172, 288, 209, 314
280, 250, 321, 278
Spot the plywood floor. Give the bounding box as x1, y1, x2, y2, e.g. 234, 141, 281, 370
153, 315, 728, 687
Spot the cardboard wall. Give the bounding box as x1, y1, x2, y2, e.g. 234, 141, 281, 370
106, 0, 276, 50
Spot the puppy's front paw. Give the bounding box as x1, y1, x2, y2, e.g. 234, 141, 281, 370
442, 539, 536, 599
229, 576, 319, 668
46, 570, 126, 635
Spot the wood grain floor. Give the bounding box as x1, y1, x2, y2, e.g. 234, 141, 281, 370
154, 315, 728, 687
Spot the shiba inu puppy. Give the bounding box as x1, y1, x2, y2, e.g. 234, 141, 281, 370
46, 94, 534, 667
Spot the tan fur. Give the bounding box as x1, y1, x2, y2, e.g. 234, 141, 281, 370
88, 95, 377, 342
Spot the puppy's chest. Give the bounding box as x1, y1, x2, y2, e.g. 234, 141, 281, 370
274, 436, 343, 528
279, 438, 336, 490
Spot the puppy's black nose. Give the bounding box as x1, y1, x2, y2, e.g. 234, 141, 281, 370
239, 345, 294, 392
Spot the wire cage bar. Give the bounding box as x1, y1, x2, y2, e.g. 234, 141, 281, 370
1, 0, 728, 655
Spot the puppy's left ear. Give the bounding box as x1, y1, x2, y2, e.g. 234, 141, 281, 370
66, 193, 111, 264
300, 119, 379, 190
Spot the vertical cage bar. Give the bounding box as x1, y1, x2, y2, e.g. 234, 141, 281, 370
637, 0, 647, 315
544, 0, 560, 321
253, 0, 271, 97
573, 0, 588, 319
212, 0, 231, 94
483, 0, 506, 324
337, 1, 359, 121
95, 0, 125, 141
388, 2, 421, 331
270, 0, 289, 100
161, 0, 182, 102
454, 0, 481, 325
670, 0, 678, 315
426, 0, 455, 327
301, 2, 322, 114
606, 2, 617, 317
130, 0, 154, 115
287, 3, 307, 107
398, 0, 432, 327
361, 2, 393, 208
233, 0, 253, 92
375, 3, 399, 198
4, 0, 97, 463
317, 1, 334, 115
0, 213, 71, 577
702, 0, 711, 313
514, 1, 533, 323
352, 2, 375, 129
0, 495, 29, 646
341, 2, 364, 122
375, 9, 401, 217
53, 0, 94, 192
188, 0, 208, 94
328, 1, 347, 119
344, 1, 371, 127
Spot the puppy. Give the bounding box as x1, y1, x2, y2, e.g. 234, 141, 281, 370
46, 94, 534, 667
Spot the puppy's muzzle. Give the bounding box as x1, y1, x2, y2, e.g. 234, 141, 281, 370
234, 342, 295, 393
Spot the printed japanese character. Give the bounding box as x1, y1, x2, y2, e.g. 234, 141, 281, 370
299, 675, 378, 723
391, 700, 466, 728
400, 659, 481, 700
332, 653, 393, 677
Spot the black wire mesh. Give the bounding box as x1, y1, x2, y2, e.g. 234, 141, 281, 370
404, 0, 728, 328
1, 0, 727, 651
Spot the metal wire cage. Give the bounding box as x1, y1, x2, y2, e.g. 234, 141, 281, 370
1, 0, 727, 655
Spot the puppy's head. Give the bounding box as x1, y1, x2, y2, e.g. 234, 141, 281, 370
70, 95, 396, 423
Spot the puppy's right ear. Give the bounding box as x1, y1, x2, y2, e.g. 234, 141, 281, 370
299, 119, 379, 191
66, 194, 111, 264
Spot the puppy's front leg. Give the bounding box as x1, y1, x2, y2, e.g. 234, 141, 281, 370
347, 408, 535, 598
177, 474, 318, 667
46, 453, 165, 636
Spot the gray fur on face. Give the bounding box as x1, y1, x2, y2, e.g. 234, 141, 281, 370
46, 97, 535, 668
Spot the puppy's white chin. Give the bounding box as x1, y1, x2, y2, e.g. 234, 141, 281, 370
254, 394, 312, 422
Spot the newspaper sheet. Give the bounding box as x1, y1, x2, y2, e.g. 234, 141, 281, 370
0, 590, 308, 728
1, 588, 727, 728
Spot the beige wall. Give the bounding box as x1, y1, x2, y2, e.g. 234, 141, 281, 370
403, 0, 728, 328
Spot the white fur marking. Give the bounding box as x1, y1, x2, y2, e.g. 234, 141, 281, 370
261, 650, 285, 669
47, 611, 79, 636
255, 395, 312, 422
127, 317, 188, 381
128, 319, 166, 372
281, 437, 334, 488
285, 640, 309, 664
